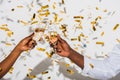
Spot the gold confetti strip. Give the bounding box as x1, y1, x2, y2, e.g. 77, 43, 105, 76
1, 24, 8, 27
96, 41, 104, 46
66, 64, 70, 67
95, 16, 101, 21
0, 26, 10, 31
60, 24, 66, 30
28, 68, 32, 73
116, 39, 120, 43
96, 7, 99, 10
52, 2, 56, 9
74, 20, 81, 22
50, 31, 57, 37
58, 18, 63, 22
18, 20, 28, 26
60, 10, 66, 14
46, 52, 51, 58
80, 33, 85, 37
27, 74, 36, 79
46, 52, 54, 58
62, 0, 64, 4
39, 10, 50, 17
91, 21, 96, 25
0, 67, 2, 72
113, 24, 119, 31
89, 63, 94, 68
7, 31, 14, 37
103, 9, 107, 12
31, 13, 36, 21
92, 26, 96, 31
48, 76, 51, 80
31, 21, 38, 25
101, 32, 104, 36
41, 5, 49, 10
63, 31, 67, 37
78, 36, 81, 41
74, 47, 78, 51
41, 71, 48, 75
9, 67, 14, 74
66, 69, 74, 74
74, 16, 84, 19
37, 47, 45, 52
71, 38, 77, 41
6, 42, 12, 46
17, 6, 24, 8
54, 14, 58, 22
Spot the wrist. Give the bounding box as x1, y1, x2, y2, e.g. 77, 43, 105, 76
14, 45, 23, 53
67, 48, 74, 58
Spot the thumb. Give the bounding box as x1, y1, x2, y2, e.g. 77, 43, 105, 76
25, 33, 34, 41
57, 34, 64, 43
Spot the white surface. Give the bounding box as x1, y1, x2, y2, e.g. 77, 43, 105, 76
0, 0, 120, 80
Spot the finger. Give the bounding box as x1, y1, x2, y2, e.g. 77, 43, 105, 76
28, 40, 36, 47
49, 42, 54, 47
56, 41, 63, 51
56, 48, 62, 53
25, 33, 34, 41
57, 34, 65, 43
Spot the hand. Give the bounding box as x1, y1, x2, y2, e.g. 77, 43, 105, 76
50, 35, 73, 57
15, 33, 37, 52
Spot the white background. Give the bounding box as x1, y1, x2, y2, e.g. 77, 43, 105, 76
0, 0, 120, 80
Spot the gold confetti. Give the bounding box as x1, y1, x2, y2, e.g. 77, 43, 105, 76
96, 42, 104, 46
2, 24, 8, 27
48, 76, 51, 80
58, 18, 63, 22
28, 68, 32, 73
31, 21, 38, 24
41, 71, 48, 75
96, 7, 99, 10
54, 14, 58, 22
9, 67, 14, 74
80, 33, 85, 37
0, 26, 9, 31
103, 9, 107, 12
78, 36, 81, 41
6, 42, 12, 46
91, 21, 96, 25
71, 38, 77, 41
113, 24, 119, 30
62, 0, 64, 4
74, 16, 84, 19
18, 20, 28, 26
39, 10, 50, 17
37, 47, 45, 52
95, 16, 102, 22
74, 20, 81, 22
89, 63, 94, 68
52, 2, 56, 9
46, 51, 54, 58
17, 6, 24, 8
116, 39, 120, 43
31, 13, 36, 21
66, 64, 70, 67
7, 31, 14, 37
92, 26, 96, 31
27, 74, 36, 79
66, 69, 74, 74
101, 32, 104, 36
41, 5, 49, 10
0, 67, 2, 72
